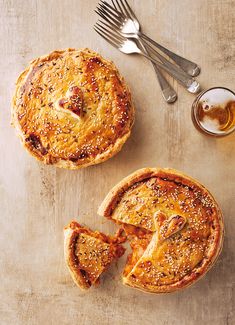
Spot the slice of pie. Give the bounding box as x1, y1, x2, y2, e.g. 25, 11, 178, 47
98, 168, 224, 293
64, 221, 125, 290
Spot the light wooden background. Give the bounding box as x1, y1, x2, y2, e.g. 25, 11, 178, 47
0, 0, 235, 324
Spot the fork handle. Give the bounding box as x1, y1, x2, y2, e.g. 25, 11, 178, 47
137, 38, 177, 103
140, 32, 200, 77
140, 52, 200, 93
153, 65, 177, 103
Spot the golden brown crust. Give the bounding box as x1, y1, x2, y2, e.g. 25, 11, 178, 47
98, 168, 157, 218
64, 223, 91, 290
12, 48, 134, 169
98, 168, 224, 293
64, 221, 125, 290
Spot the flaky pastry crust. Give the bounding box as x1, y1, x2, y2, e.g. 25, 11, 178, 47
12, 48, 134, 169
98, 168, 224, 293
64, 221, 125, 290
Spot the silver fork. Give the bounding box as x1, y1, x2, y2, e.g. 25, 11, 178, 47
139, 42, 178, 103
97, 0, 200, 77
94, 22, 200, 93
98, 3, 177, 103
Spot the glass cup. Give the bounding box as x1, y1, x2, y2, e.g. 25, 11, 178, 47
191, 87, 235, 137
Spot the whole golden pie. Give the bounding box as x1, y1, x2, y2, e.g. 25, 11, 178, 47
12, 48, 134, 169
98, 168, 224, 293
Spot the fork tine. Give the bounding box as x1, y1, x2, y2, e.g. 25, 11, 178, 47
113, 0, 129, 17
96, 5, 122, 26
94, 27, 119, 49
97, 18, 121, 35
95, 26, 121, 47
95, 8, 120, 29
114, 0, 137, 21
96, 9, 121, 30
95, 9, 117, 26
95, 22, 126, 47
96, 21, 125, 42
122, 0, 137, 20
111, 0, 118, 11
111, 0, 123, 14
100, 0, 125, 19
99, 1, 120, 19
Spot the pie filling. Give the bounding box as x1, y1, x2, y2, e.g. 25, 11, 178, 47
107, 176, 221, 289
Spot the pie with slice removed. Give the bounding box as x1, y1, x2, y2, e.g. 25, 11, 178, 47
98, 168, 224, 293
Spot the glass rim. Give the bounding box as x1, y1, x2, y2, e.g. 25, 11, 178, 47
191, 86, 235, 137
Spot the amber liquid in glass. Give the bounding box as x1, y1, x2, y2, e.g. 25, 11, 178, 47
192, 87, 235, 136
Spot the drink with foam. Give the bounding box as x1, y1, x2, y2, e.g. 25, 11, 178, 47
192, 87, 235, 136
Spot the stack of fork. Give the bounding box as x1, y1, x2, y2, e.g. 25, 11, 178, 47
94, 0, 201, 103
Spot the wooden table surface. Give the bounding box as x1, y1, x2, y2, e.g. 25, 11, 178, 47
0, 0, 235, 324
